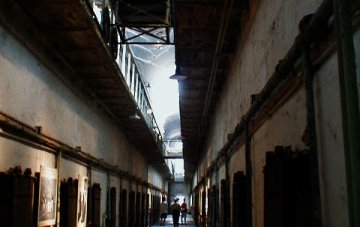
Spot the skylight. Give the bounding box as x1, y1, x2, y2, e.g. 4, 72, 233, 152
90, 2, 185, 178
130, 43, 185, 178
127, 34, 185, 178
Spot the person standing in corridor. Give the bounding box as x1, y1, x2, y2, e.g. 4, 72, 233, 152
160, 197, 168, 226
180, 198, 188, 225
170, 198, 181, 227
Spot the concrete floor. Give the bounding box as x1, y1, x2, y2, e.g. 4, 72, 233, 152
151, 214, 196, 227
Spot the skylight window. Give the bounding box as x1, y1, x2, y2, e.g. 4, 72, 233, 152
90, 2, 185, 177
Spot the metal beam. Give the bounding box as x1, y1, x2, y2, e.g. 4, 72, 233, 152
116, 26, 174, 44
118, 41, 174, 45
118, 0, 169, 24
163, 156, 184, 159
131, 27, 167, 42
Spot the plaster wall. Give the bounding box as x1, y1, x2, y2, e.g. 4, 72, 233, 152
251, 88, 307, 227
148, 165, 165, 189
314, 54, 349, 227
61, 158, 88, 181
0, 137, 56, 173
0, 26, 146, 175
203, 0, 323, 161
193, 0, 357, 227
196, 0, 323, 187
229, 146, 246, 176
192, 169, 199, 189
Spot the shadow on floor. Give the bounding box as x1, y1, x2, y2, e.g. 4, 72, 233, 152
151, 214, 196, 227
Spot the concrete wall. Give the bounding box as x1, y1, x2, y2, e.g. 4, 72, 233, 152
191, 0, 359, 227
0, 19, 165, 226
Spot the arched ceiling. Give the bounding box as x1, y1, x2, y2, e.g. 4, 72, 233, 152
163, 114, 181, 140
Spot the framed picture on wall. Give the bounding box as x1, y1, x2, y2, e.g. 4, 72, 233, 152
77, 174, 88, 227
38, 166, 58, 226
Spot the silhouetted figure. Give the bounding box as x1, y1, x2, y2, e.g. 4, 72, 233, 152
170, 198, 181, 227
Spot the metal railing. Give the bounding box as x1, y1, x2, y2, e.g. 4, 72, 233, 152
86, 1, 165, 153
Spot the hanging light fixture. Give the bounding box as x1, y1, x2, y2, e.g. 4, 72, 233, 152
129, 111, 141, 120
169, 67, 187, 80
146, 106, 153, 114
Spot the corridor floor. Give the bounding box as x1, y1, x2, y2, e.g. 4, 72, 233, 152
151, 214, 196, 227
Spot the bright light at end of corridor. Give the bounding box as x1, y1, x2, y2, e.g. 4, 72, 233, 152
149, 66, 179, 134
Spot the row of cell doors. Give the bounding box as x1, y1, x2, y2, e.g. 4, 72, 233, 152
61, 179, 162, 227
193, 147, 313, 227
0, 171, 163, 227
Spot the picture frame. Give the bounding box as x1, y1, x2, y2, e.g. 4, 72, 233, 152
38, 166, 58, 227
76, 174, 88, 227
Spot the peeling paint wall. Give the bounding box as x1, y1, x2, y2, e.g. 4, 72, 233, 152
203, 0, 323, 158
198, 0, 322, 175
251, 88, 307, 227
314, 54, 349, 226
191, 0, 357, 226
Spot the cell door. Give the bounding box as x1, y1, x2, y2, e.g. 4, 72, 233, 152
135, 192, 141, 227
92, 184, 101, 227
110, 187, 116, 227
60, 178, 77, 227
221, 179, 230, 227
264, 147, 312, 227
119, 189, 127, 227
145, 193, 150, 227
232, 171, 248, 227
128, 191, 135, 226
